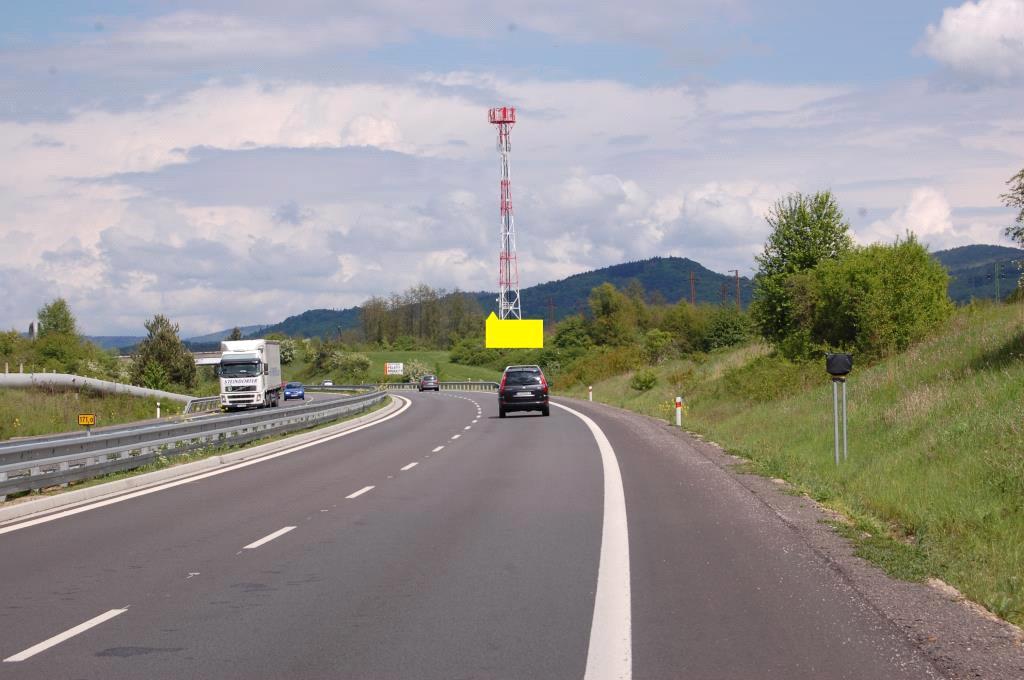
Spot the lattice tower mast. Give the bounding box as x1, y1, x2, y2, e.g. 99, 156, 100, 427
489, 106, 521, 320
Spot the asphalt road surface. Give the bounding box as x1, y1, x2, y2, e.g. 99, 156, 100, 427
0, 392, 941, 679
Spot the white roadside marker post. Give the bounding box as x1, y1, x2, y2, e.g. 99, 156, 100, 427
588, 385, 593, 401
675, 396, 682, 427
156, 401, 161, 419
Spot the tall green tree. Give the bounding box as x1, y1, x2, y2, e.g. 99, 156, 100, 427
588, 283, 634, 346
750, 191, 853, 352
227, 327, 243, 341
1002, 168, 1024, 247
36, 298, 78, 338
131, 314, 196, 389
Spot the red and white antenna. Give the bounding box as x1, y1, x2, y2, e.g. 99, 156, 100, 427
489, 106, 521, 320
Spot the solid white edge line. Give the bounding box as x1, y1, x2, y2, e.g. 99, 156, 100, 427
0, 396, 413, 536
346, 485, 375, 499
400, 462, 418, 471
432, 446, 444, 452
552, 401, 632, 680
242, 525, 296, 550
3, 608, 128, 662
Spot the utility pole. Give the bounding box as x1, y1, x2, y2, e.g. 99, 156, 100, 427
729, 269, 741, 311
547, 297, 555, 329
720, 282, 729, 306
689, 271, 696, 306
995, 262, 1001, 300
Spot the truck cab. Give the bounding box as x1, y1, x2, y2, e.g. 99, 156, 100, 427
218, 340, 283, 410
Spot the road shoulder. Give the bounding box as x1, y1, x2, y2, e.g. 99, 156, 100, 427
559, 396, 1024, 680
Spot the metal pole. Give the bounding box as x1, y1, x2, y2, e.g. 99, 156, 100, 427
842, 379, 848, 461
832, 379, 840, 466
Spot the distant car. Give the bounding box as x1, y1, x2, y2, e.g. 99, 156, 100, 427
498, 365, 549, 417
283, 382, 305, 400
418, 375, 439, 392
321, 380, 334, 387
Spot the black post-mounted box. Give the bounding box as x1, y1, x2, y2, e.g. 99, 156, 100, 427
826, 353, 853, 377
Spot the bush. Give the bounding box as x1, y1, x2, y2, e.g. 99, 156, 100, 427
402, 359, 432, 381
630, 369, 658, 392
812, 235, 953, 358
329, 351, 372, 383
705, 307, 752, 350
558, 346, 643, 388
659, 302, 709, 354
643, 329, 675, 364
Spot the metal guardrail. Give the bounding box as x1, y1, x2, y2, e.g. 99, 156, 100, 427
310, 382, 499, 393
183, 396, 221, 414
0, 391, 386, 498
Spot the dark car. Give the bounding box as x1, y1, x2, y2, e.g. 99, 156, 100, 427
498, 365, 549, 417
418, 375, 439, 392
283, 382, 305, 400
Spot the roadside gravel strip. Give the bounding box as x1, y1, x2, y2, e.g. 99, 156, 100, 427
564, 397, 1024, 680
0, 396, 407, 530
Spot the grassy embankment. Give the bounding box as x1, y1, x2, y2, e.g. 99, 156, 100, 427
563, 301, 1024, 626
284, 351, 501, 385
0, 387, 183, 440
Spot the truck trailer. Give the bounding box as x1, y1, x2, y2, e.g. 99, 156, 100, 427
218, 339, 283, 410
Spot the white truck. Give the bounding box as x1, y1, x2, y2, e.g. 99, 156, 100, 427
218, 340, 283, 410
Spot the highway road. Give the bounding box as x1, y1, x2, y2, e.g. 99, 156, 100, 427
0, 391, 941, 679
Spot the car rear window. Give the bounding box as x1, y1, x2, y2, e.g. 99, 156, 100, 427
423, 375, 436, 380
286, 382, 302, 388
505, 370, 541, 386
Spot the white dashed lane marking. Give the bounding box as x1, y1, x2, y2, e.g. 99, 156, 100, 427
243, 526, 296, 550
401, 462, 418, 471
346, 485, 375, 499
3, 608, 129, 663
432, 446, 444, 452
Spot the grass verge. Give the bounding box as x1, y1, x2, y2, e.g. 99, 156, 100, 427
563, 300, 1024, 626
1, 386, 183, 440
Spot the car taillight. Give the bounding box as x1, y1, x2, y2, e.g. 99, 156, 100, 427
540, 375, 548, 390
499, 374, 507, 390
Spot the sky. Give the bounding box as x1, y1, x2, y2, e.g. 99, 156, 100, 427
1, 0, 1022, 335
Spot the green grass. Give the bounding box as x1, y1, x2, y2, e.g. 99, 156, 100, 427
563, 300, 1024, 626
283, 351, 501, 385
0, 387, 183, 440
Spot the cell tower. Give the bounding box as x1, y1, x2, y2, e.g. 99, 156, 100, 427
489, 106, 521, 320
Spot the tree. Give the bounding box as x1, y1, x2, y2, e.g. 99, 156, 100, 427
227, 327, 243, 341
37, 298, 78, 338
131, 314, 196, 389
588, 283, 634, 345
751, 191, 853, 348
1002, 168, 1024, 247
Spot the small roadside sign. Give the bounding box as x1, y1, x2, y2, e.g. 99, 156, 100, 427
78, 413, 96, 427
385, 362, 404, 376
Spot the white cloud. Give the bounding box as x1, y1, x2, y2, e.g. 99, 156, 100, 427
0, 69, 1020, 334
921, 0, 1024, 80
859, 187, 1003, 249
